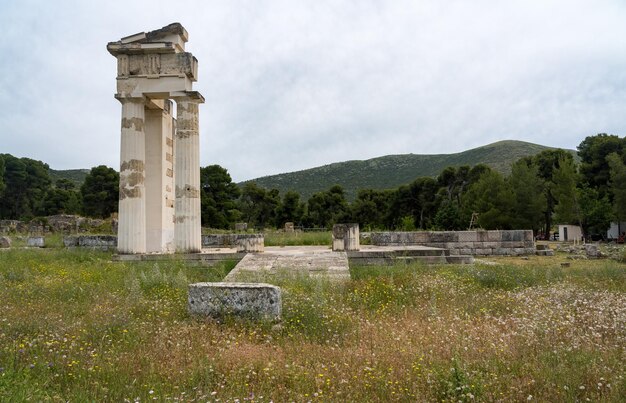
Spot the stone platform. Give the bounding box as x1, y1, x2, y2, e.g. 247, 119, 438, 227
113, 245, 473, 282
112, 248, 244, 265
224, 246, 351, 282
349, 245, 474, 265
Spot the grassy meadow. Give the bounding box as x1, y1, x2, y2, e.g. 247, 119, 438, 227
0, 244, 625, 401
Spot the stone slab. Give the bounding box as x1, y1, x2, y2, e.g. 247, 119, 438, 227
224, 246, 351, 282
27, 236, 44, 247
188, 282, 281, 320
0, 236, 11, 248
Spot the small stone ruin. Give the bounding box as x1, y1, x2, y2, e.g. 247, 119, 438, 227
332, 223, 360, 251
0, 236, 11, 248
188, 282, 281, 320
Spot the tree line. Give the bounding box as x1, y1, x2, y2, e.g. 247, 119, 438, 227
1, 134, 624, 237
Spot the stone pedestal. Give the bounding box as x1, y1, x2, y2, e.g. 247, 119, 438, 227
332, 223, 360, 251
236, 234, 265, 253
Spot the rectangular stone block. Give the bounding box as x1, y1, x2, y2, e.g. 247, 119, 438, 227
474, 248, 492, 255
457, 231, 478, 242
429, 232, 458, 243
409, 232, 432, 243
27, 236, 44, 248
487, 231, 503, 242
78, 235, 117, 250
188, 282, 281, 320
236, 234, 264, 253
502, 230, 524, 242
63, 236, 78, 247
332, 224, 360, 251
476, 241, 499, 249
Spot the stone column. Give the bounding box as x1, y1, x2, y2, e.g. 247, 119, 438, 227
174, 99, 201, 252
117, 97, 146, 254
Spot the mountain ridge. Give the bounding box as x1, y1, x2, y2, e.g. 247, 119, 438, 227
241, 140, 578, 200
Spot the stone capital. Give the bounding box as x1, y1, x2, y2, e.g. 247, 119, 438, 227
115, 94, 147, 104
171, 91, 205, 104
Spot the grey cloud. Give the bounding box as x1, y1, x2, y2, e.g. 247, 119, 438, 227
0, 0, 625, 182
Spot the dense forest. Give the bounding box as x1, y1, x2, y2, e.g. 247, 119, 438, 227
1, 134, 624, 238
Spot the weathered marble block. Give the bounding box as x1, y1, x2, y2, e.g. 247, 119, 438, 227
236, 234, 264, 253
188, 282, 281, 319
27, 236, 44, 247
333, 223, 360, 251
63, 235, 117, 249
202, 234, 238, 247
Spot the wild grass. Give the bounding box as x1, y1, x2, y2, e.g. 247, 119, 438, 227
263, 231, 332, 246
0, 248, 624, 401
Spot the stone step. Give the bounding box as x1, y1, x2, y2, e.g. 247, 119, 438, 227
347, 249, 449, 258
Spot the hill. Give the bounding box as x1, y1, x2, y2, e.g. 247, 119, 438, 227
242, 140, 578, 200
48, 168, 90, 188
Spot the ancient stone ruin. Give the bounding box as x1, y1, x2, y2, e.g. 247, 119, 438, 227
188, 282, 282, 320
108, 23, 203, 254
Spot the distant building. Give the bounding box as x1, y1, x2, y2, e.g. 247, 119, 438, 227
557, 224, 583, 242
607, 221, 626, 241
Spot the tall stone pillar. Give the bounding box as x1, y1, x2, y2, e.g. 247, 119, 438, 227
174, 99, 201, 252
117, 97, 147, 254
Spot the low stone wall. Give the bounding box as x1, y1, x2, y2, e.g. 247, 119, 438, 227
202, 234, 264, 252
202, 234, 239, 247
0, 220, 27, 234
64, 235, 117, 250
188, 282, 281, 320
370, 230, 535, 256
0, 215, 115, 235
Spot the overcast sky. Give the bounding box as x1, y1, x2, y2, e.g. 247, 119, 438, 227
1, 0, 625, 182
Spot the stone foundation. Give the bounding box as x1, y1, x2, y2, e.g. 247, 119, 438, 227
202, 234, 264, 252
188, 282, 281, 320
370, 230, 535, 256
64, 235, 117, 250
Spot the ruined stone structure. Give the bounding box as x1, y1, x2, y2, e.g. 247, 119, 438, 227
108, 23, 204, 254
370, 230, 536, 256
188, 282, 282, 320
332, 224, 360, 251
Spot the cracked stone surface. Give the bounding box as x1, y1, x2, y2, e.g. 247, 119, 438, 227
224, 246, 350, 282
